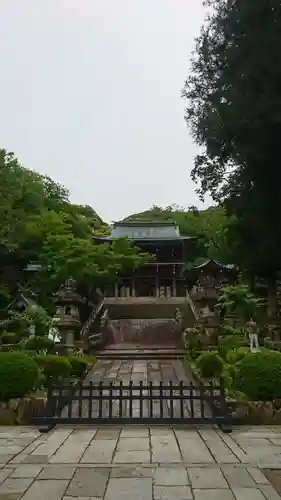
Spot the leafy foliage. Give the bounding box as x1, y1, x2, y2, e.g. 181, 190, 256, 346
235, 351, 281, 401
68, 356, 89, 378
216, 284, 263, 322
0, 332, 20, 345
183, 0, 281, 282
183, 327, 203, 359
226, 347, 250, 365
0, 352, 39, 401
196, 351, 224, 379
24, 336, 54, 353
0, 148, 150, 306
35, 355, 71, 382
0, 311, 32, 338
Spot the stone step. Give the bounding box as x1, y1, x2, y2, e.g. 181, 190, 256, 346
95, 348, 186, 360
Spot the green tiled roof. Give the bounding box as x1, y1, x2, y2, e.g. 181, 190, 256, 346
111, 221, 181, 240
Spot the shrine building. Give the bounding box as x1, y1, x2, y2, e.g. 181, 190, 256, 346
94, 220, 198, 298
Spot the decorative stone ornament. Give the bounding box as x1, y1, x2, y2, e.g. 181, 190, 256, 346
53, 277, 84, 350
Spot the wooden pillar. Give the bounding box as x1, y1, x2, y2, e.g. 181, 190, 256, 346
132, 277, 136, 297
156, 265, 159, 297
172, 265, 177, 297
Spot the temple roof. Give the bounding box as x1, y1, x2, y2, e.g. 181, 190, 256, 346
95, 220, 196, 241
192, 259, 235, 270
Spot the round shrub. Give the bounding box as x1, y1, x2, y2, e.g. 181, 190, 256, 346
0, 352, 39, 401
35, 355, 71, 381
25, 336, 54, 353
235, 351, 281, 401
68, 356, 89, 378
196, 352, 224, 379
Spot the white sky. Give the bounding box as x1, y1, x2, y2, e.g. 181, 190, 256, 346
0, 0, 208, 222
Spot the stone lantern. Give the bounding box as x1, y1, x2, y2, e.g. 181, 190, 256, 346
53, 277, 84, 352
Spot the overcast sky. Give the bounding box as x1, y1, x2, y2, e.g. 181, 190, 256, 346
0, 0, 208, 222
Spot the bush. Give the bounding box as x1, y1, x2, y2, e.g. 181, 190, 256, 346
226, 347, 250, 365
183, 327, 203, 358
196, 352, 224, 379
68, 356, 89, 378
235, 351, 281, 401
0, 352, 39, 401
1, 331, 20, 344
25, 336, 54, 353
35, 355, 71, 381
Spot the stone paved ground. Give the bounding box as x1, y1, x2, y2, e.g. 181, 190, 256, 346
84, 359, 190, 385
62, 359, 211, 419
1, 425, 281, 498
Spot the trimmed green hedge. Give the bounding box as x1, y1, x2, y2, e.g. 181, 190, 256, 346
35, 355, 71, 381
0, 352, 39, 401
235, 350, 281, 400
1, 332, 20, 344
25, 336, 54, 353
68, 356, 89, 378
196, 352, 224, 379
226, 347, 250, 365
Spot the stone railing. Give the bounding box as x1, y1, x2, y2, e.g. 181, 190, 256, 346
80, 291, 104, 340
185, 291, 199, 323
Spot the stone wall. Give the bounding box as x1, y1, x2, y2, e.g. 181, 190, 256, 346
106, 318, 183, 346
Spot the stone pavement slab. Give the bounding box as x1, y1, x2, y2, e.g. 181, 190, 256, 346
1, 425, 281, 498
154, 485, 192, 499
63, 497, 102, 500
10, 465, 42, 478
0, 477, 33, 495
117, 437, 149, 450
38, 466, 76, 480
120, 427, 149, 438
193, 490, 235, 500
21, 479, 69, 500
113, 450, 150, 463
49, 430, 94, 463
111, 466, 155, 478
232, 487, 266, 499
104, 478, 152, 500
66, 468, 110, 497
188, 467, 228, 488
81, 440, 116, 463
222, 464, 256, 488
153, 467, 189, 485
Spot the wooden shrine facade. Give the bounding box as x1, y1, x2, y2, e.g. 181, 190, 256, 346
94, 221, 197, 298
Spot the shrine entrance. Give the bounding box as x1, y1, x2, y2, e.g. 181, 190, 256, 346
31, 359, 232, 433
32, 378, 231, 432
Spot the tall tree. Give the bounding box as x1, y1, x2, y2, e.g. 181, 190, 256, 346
0, 149, 149, 305
183, 0, 281, 312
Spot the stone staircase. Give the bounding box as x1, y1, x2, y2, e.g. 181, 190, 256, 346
92, 296, 197, 357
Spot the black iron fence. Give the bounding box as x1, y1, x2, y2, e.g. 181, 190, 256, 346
31, 378, 232, 433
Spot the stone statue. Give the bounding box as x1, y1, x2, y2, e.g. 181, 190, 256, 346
246, 318, 260, 352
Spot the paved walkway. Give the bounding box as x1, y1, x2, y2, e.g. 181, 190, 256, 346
85, 359, 190, 385
0, 425, 281, 498
62, 359, 210, 419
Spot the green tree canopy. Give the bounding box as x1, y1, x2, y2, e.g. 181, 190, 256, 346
0, 149, 149, 304
183, 0, 281, 283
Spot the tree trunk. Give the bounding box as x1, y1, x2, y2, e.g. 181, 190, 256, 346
267, 279, 277, 318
